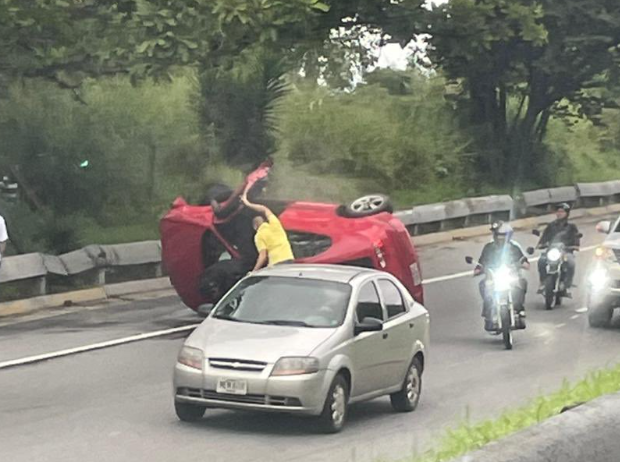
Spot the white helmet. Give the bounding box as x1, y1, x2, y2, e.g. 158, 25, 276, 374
491, 221, 513, 240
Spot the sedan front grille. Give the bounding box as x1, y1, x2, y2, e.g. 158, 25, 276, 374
202, 391, 267, 405
208, 358, 267, 372
177, 388, 301, 407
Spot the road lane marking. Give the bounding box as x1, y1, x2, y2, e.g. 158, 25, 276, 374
0, 243, 601, 369
555, 323, 567, 329
570, 315, 580, 320
576, 307, 588, 313
423, 245, 598, 285
0, 324, 200, 370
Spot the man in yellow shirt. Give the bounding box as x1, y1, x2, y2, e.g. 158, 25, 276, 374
241, 189, 295, 271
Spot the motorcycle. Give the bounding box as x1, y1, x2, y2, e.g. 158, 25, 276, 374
466, 257, 526, 350
532, 229, 582, 310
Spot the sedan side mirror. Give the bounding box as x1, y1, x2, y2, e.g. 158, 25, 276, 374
532, 229, 541, 237
354, 317, 383, 336
596, 221, 611, 234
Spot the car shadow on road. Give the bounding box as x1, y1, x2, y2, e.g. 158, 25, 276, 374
181, 399, 399, 436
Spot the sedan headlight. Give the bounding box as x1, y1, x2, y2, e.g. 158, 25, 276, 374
546, 248, 562, 262
271, 357, 319, 376
589, 268, 609, 292
595, 246, 614, 261
177, 346, 204, 370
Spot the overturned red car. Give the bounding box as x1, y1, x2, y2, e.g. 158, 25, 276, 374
160, 162, 424, 312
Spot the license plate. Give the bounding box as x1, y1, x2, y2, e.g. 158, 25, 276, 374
216, 378, 248, 395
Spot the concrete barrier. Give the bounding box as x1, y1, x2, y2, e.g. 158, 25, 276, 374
452, 392, 620, 462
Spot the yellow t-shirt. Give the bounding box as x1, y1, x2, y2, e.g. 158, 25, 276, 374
254, 214, 294, 266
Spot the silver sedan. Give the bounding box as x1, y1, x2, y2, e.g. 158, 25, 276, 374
173, 264, 430, 433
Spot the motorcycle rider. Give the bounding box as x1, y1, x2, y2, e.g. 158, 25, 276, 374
536, 203, 580, 298
475, 222, 530, 331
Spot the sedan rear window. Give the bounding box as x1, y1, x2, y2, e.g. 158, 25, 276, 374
212, 276, 351, 328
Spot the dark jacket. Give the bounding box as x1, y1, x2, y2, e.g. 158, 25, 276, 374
538, 219, 580, 250
478, 240, 528, 270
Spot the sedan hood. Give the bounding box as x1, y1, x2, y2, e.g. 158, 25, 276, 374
187, 318, 337, 363
604, 234, 620, 249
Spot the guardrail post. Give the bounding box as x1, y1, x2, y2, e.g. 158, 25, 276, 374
35, 276, 47, 296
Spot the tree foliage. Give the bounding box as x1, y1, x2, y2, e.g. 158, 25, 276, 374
278, 70, 473, 202
374, 0, 620, 187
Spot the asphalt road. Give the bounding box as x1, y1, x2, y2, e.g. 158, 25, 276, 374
1, 215, 620, 462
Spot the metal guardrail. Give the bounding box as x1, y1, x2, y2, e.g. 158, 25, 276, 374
399, 180, 620, 236
395, 195, 513, 235
1, 180, 620, 302
0, 241, 162, 302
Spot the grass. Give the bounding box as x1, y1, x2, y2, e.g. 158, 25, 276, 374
78, 222, 159, 246
408, 362, 620, 462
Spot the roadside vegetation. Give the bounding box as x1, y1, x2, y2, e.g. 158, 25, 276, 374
1, 1, 620, 255
410, 362, 620, 462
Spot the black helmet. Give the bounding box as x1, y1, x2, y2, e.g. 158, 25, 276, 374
556, 203, 571, 215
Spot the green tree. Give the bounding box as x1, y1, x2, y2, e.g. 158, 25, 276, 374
425, 0, 620, 186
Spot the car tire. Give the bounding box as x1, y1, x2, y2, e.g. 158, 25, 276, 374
588, 303, 613, 328
317, 374, 349, 433
175, 401, 206, 422
341, 194, 393, 218
390, 357, 422, 412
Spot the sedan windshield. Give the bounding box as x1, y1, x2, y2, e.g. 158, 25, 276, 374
212, 276, 352, 328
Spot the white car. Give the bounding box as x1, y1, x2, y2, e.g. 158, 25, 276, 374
588, 218, 620, 326
173, 264, 430, 433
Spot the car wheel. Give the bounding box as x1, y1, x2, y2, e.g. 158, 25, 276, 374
588, 303, 613, 328
342, 194, 393, 218
390, 357, 422, 412
317, 374, 349, 433
175, 401, 206, 422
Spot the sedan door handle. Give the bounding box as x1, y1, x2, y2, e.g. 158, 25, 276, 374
382, 333, 389, 339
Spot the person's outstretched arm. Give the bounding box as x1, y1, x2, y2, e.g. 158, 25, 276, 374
241, 189, 273, 218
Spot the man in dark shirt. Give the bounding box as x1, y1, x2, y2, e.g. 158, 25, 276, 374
536, 203, 580, 296
475, 222, 530, 330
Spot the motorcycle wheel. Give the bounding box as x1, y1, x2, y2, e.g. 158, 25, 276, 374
501, 308, 513, 350
544, 275, 556, 310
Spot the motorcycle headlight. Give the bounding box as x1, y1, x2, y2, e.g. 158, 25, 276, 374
546, 248, 562, 262
177, 346, 204, 370
271, 357, 319, 376
494, 266, 517, 291
588, 268, 609, 292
